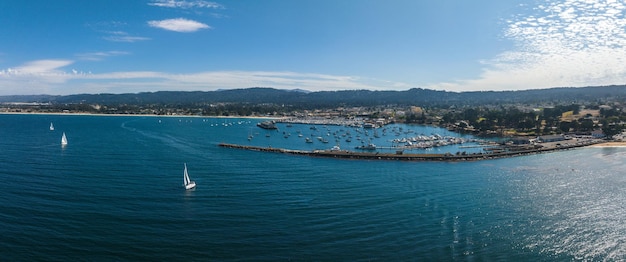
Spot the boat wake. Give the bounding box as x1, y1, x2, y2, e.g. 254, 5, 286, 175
121, 121, 203, 156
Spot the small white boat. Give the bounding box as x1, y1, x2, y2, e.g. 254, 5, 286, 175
61, 132, 68, 145
183, 163, 196, 190
49, 122, 54, 131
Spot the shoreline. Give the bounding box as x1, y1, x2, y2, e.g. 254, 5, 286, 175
5, 111, 625, 149
0, 111, 278, 119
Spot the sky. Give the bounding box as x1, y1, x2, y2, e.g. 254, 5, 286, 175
1, 0, 626, 95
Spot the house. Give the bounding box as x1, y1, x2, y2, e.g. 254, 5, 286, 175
591, 130, 605, 139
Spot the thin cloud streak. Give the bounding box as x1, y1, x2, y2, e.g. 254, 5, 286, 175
429, 0, 626, 92
103, 34, 151, 43
75, 51, 130, 61
0, 64, 411, 95
87, 23, 150, 43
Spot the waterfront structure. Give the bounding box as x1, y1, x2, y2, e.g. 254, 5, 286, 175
538, 135, 565, 143
510, 137, 531, 145
219, 138, 602, 162
257, 120, 277, 129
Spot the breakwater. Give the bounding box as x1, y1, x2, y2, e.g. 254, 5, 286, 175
219, 139, 602, 161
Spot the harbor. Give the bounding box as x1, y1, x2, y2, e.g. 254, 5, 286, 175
227, 118, 610, 161
246, 120, 491, 155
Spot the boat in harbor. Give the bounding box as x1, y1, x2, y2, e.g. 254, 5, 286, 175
61, 132, 68, 146
257, 120, 277, 129
356, 143, 377, 150
363, 123, 376, 129
49, 122, 54, 131
183, 163, 196, 190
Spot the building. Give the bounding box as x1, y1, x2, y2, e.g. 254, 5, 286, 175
510, 137, 531, 145
591, 130, 605, 139
537, 135, 565, 143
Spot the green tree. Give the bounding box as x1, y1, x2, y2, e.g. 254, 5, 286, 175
601, 118, 623, 139
578, 119, 595, 131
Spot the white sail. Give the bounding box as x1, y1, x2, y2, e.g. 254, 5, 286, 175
50, 122, 54, 131
183, 163, 190, 184
61, 132, 68, 145
183, 163, 196, 190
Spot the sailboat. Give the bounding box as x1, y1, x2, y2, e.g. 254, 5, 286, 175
61, 132, 68, 146
183, 163, 196, 190
49, 122, 54, 131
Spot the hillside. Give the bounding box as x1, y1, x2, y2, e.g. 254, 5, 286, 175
1, 85, 625, 108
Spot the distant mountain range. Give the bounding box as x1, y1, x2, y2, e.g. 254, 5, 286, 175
1, 85, 625, 108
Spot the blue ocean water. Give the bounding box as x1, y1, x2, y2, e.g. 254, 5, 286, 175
1, 114, 625, 261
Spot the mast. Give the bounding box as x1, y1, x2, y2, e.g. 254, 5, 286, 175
183, 163, 189, 185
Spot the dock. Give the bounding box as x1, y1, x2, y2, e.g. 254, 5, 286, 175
218, 139, 603, 162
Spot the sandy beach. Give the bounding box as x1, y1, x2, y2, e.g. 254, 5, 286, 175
590, 141, 626, 147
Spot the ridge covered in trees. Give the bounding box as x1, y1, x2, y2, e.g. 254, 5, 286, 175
2, 85, 625, 108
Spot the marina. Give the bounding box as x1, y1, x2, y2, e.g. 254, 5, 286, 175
247, 119, 492, 155
241, 118, 605, 160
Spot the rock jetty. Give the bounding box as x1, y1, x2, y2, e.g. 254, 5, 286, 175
218, 139, 602, 162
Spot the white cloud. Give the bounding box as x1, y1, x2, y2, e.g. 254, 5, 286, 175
148, 0, 222, 9
10, 60, 73, 74
148, 18, 211, 32
430, 0, 626, 92
0, 60, 76, 94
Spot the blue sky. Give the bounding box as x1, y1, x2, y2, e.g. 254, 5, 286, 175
1, 0, 626, 95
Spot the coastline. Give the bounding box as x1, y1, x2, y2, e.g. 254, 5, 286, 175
0, 111, 277, 119
5, 111, 625, 149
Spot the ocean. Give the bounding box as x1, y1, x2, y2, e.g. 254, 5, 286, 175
1, 114, 625, 261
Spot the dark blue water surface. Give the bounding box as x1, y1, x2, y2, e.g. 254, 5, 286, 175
1, 114, 625, 261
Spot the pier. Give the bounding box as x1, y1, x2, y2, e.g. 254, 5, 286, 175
219, 139, 603, 162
